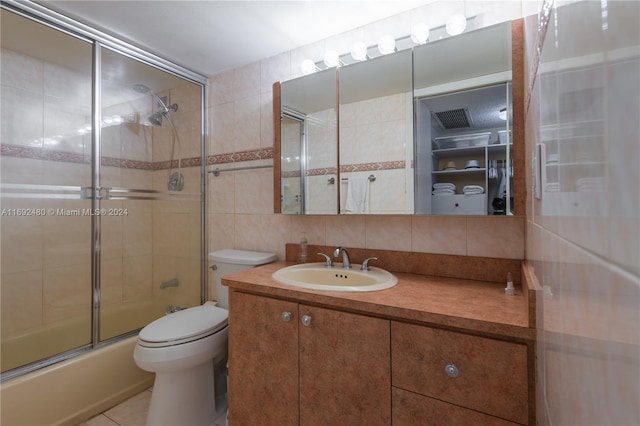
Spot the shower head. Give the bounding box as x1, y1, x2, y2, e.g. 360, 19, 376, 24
146, 104, 178, 127
148, 111, 165, 126
132, 83, 152, 94
133, 83, 169, 113
133, 83, 178, 126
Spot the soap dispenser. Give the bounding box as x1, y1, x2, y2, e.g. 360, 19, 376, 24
298, 233, 308, 263
505, 272, 515, 295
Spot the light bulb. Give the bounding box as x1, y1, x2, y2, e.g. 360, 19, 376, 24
323, 50, 341, 68
301, 59, 317, 75
377, 35, 396, 55
411, 23, 430, 44
446, 14, 467, 36
350, 41, 368, 61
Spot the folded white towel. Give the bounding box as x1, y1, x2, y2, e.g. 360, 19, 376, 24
345, 177, 369, 213
463, 185, 484, 194
545, 182, 560, 192
433, 183, 456, 190
432, 189, 455, 195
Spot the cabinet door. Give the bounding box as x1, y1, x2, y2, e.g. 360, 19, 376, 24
393, 387, 520, 426
299, 305, 391, 425
228, 291, 299, 426
392, 322, 528, 424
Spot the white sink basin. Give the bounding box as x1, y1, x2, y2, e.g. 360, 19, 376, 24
272, 263, 398, 292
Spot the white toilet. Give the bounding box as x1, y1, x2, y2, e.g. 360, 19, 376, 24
134, 249, 277, 426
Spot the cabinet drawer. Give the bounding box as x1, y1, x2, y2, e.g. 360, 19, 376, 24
431, 194, 486, 215
392, 387, 520, 426
392, 322, 528, 424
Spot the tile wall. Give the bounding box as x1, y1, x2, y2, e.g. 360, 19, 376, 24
0, 42, 202, 352
206, 1, 529, 293
339, 92, 414, 214
524, 1, 639, 424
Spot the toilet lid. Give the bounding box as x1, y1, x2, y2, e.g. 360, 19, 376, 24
139, 305, 228, 345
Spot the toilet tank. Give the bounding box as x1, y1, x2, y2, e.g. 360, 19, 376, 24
208, 249, 277, 309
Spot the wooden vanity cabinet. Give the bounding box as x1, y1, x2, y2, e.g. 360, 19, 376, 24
228, 290, 391, 426
391, 322, 529, 425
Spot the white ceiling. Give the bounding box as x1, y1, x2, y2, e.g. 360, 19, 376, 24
37, 0, 437, 77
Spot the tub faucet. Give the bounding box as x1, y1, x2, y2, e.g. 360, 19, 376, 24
166, 305, 185, 314
333, 247, 351, 269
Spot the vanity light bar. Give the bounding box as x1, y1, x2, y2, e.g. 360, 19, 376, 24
301, 16, 477, 75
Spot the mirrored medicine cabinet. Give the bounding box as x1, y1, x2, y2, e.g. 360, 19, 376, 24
274, 20, 524, 216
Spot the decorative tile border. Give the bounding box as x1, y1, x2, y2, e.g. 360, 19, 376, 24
280, 161, 409, 178
2, 146, 409, 176
206, 148, 273, 165
1, 144, 88, 164
340, 161, 407, 173
1, 143, 232, 171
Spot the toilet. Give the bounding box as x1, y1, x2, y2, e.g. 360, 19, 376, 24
134, 249, 277, 426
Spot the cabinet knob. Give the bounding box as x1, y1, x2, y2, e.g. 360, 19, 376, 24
445, 363, 459, 378
282, 311, 292, 322
301, 315, 312, 327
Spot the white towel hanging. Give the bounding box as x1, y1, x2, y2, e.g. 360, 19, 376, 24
344, 177, 369, 214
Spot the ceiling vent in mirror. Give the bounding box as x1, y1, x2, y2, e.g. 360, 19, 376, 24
432, 107, 472, 130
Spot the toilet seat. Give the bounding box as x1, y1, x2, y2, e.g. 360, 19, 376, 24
138, 305, 228, 348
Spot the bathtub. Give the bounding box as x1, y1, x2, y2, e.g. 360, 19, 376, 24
0, 301, 170, 425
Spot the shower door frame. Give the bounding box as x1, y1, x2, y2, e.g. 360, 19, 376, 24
1, 0, 209, 381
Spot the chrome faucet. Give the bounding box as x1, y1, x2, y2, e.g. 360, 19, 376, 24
166, 305, 185, 314
333, 247, 351, 269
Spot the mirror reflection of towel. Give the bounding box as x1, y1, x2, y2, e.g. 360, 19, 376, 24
345, 177, 369, 213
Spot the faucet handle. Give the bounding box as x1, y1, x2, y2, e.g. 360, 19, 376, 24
317, 253, 333, 267
360, 257, 378, 271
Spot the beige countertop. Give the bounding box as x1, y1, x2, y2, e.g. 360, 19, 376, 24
223, 261, 535, 342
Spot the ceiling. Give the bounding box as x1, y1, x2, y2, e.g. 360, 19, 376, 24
36, 0, 437, 77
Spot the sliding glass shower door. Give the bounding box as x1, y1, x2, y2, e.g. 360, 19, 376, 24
98, 48, 203, 340
1, 6, 205, 378
1, 9, 94, 372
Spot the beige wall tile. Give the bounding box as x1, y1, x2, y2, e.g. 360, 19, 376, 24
209, 102, 235, 155
467, 216, 525, 259
123, 255, 153, 302
2, 86, 44, 147
99, 258, 124, 307
208, 213, 235, 253
1, 48, 44, 92
43, 200, 91, 269
233, 95, 262, 152
291, 215, 326, 247
261, 52, 291, 92
365, 216, 412, 251
0, 270, 43, 335
260, 90, 274, 149
43, 263, 91, 323
0, 199, 44, 274
234, 214, 288, 259
235, 61, 261, 99
412, 216, 467, 256
325, 215, 366, 248
122, 210, 152, 257
234, 168, 273, 214
208, 69, 235, 106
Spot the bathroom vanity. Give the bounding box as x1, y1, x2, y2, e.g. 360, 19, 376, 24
223, 248, 536, 425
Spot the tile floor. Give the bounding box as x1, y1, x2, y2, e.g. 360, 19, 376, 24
78, 388, 227, 426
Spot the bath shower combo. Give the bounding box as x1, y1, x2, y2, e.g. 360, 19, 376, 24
132, 83, 185, 191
